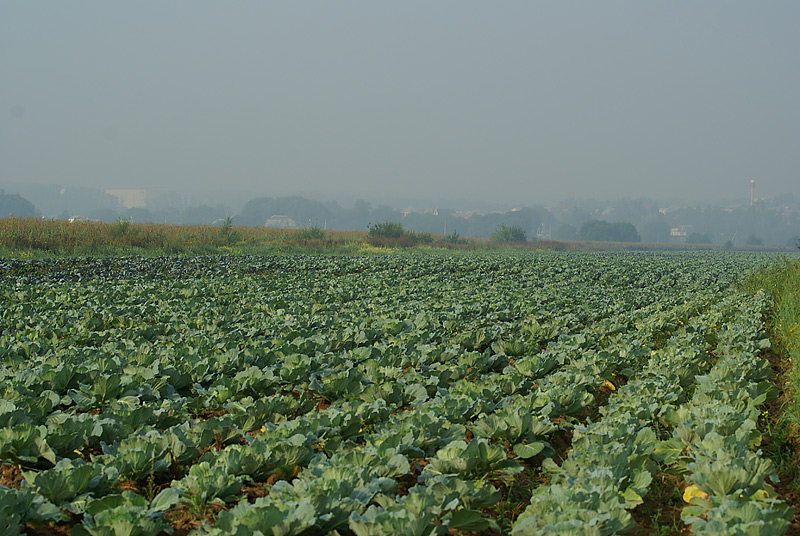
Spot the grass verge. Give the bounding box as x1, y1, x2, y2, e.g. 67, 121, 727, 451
743, 258, 800, 534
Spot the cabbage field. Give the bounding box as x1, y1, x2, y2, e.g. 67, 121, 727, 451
0, 252, 792, 535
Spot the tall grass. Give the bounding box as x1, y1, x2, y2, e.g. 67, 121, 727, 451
744, 259, 800, 394
0, 218, 370, 256
0, 217, 504, 257
742, 258, 800, 493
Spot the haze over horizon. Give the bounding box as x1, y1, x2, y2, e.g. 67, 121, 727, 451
3, 2, 799, 208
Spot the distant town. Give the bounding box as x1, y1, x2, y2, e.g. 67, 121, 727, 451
1, 183, 798, 247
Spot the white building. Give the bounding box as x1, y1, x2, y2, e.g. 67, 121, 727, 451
264, 215, 297, 229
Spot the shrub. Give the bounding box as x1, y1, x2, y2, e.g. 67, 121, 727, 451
408, 231, 434, 245
491, 224, 527, 244
218, 216, 240, 246
368, 222, 405, 239
296, 224, 325, 240
110, 219, 131, 238
445, 231, 462, 245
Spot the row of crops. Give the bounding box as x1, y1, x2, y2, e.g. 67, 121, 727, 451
0, 252, 791, 535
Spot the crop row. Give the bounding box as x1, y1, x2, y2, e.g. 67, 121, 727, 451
0, 252, 780, 534
658, 293, 792, 534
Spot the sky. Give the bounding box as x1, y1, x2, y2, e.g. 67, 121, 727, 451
2, 2, 799, 208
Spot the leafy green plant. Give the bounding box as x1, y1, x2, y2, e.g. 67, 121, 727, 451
22, 458, 115, 513
171, 461, 242, 517
200, 499, 316, 536
0, 485, 64, 535
422, 438, 522, 482
74, 489, 179, 536
349, 504, 441, 536
0, 423, 56, 466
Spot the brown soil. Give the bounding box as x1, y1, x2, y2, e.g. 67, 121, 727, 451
195, 409, 228, 420
629, 472, 690, 536
23, 522, 76, 536
165, 502, 228, 536
115, 478, 142, 493
0, 463, 23, 488
241, 481, 271, 502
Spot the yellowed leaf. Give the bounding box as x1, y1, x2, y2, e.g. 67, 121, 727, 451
683, 485, 709, 503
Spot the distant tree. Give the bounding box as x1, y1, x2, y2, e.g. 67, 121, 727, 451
639, 217, 670, 243
181, 204, 229, 225
0, 192, 36, 218
578, 220, 640, 242
122, 207, 154, 223
686, 232, 712, 244
445, 231, 463, 245
88, 208, 121, 223
745, 235, 763, 246
236, 196, 334, 227
491, 224, 527, 243
554, 223, 577, 241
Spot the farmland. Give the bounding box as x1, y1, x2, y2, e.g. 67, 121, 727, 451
0, 252, 794, 535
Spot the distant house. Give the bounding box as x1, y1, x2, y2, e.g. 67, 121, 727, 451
670, 225, 691, 242
264, 215, 297, 229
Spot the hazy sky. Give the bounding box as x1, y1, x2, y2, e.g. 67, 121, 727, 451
2, 2, 798, 207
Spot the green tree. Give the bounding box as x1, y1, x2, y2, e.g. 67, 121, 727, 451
686, 232, 712, 244
0, 192, 36, 218
578, 220, 640, 242
491, 224, 527, 243
554, 223, 577, 241
745, 234, 763, 246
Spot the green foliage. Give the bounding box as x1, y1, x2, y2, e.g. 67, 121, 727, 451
578, 220, 640, 242
422, 438, 522, 481
491, 224, 527, 243
366, 221, 438, 248
369, 221, 405, 239
0, 485, 64, 534
172, 461, 242, 516
0, 252, 790, 534
110, 219, 131, 238
0, 423, 56, 466
745, 234, 763, 246
742, 259, 800, 491
0, 192, 36, 218
75, 490, 178, 536
202, 499, 316, 536
296, 222, 326, 240
22, 458, 114, 513
687, 232, 713, 245
445, 230, 462, 244
218, 215, 240, 245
